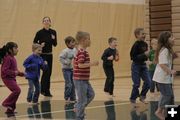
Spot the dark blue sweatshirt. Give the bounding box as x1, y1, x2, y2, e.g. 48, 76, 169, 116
23, 54, 47, 80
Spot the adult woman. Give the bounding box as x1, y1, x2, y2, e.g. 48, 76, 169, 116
33, 16, 57, 97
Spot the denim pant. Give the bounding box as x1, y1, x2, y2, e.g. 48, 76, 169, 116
103, 65, 114, 95
2, 79, 21, 111
62, 68, 76, 101
157, 83, 174, 109
149, 70, 159, 93
130, 63, 151, 102
27, 79, 40, 103
74, 80, 95, 120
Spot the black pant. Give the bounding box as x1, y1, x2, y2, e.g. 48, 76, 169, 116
40, 54, 53, 95
103, 65, 114, 95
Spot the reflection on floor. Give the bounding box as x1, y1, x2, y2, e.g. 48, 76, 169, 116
1, 99, 176, 120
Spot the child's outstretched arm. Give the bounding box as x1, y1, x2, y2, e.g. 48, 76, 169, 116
78, 61, 99, 68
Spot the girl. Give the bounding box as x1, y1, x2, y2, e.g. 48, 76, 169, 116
0, 42, 24, 114
153, 31, 177, 120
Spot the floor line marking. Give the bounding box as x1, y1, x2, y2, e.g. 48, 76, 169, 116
15, 102, 130, 118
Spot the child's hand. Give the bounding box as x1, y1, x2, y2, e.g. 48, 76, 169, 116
51, 34, 55, 39
17, 71, 25, 77
146, 61, 152, 65
108, 55, 114, 60
173, 52, 179, 59
171, 70, 177, 76
145, 50, 149, 57
91, 61, 99, 66
44, 61, 48, 65
41, 42, 45, 47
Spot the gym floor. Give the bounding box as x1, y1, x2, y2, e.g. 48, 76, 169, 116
0, 77, 180, 120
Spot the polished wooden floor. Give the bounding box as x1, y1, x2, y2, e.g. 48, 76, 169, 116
0, 76, 180, 120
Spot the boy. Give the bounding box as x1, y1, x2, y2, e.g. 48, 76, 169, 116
23, 44, 47, 104
101, 37, 119, 97
130, 28, 151, 106
148, 38, 159, 94
73, 31, 99, 120
59, 36, 76, 103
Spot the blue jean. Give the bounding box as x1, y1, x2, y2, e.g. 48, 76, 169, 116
73, 80, 95, 120
130, 63, 151, 102
27, 79, 40, 103
62, 68, 76, 101
157, 83, 174, 109
149, 70, 159, 93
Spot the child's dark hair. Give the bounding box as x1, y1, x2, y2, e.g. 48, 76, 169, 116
64, 36, 75, 46
155, 31, 173, 63
0, 42, 18, 64
108, 37, 117, 44
134, 28, 144, 38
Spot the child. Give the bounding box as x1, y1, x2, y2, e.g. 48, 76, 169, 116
153, 31, 177, 120
130, 28, 151, 105
101, 37, 119, 97
73, 31, 99, 120
59, 36, 76, 103
0, 42, 24, 114
148, 38, 159, 94
23, 44, 47, 105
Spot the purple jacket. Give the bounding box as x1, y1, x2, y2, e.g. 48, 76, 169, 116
1, 55, 18, 80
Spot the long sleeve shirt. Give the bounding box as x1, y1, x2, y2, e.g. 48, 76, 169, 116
59, 48, 77, 69
101, 48, 117, 67
1, 55, 18, 80
130, 40, 148, 64
23, 54, 47, 80
33, 28, 57, 53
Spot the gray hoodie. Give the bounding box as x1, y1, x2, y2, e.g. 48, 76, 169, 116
59, 48, 77, 69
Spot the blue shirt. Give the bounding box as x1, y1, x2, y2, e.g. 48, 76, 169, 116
23, 54, 47, 80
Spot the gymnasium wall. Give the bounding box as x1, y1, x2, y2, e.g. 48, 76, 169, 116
0, 0, 145, 83
145, 0, 180, 72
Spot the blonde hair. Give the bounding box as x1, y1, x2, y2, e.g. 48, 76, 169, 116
76, 31, 90, 43
32, 44, 42, 52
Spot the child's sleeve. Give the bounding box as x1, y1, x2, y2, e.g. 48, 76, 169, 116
101, 49, 108, 61
23, 56, 36, 69
1, 57, 16, 76
159, 48, 169, 64
59, 50, 71, 65
40, 58, 48, 70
